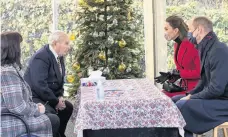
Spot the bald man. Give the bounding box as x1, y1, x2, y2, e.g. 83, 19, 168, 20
24, 31, 73, 137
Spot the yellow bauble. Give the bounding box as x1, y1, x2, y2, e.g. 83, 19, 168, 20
118, 39, 126, 48
118, 63, 126, 72
67, 75, 75, 83
79, 0, 90, 8
72, 62, 80, 70
98, 51, 106, 60
69, 34, 76, 41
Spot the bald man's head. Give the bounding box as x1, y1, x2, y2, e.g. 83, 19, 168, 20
48, 31, 70, 56
187, 16, 213, 44
192, 16, 213, 32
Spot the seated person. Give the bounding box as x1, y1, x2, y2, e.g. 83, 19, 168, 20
24, 31, 73, 137
155, 15, 201, 97
1, 31, 57, 137
173, 16, 228, 137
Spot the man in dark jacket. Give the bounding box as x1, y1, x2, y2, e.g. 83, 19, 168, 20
172, 16, 228, 137
24, 31, 73, 137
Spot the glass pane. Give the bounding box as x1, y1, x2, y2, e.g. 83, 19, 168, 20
166, 0, 228, 69
1, 0, 52, 68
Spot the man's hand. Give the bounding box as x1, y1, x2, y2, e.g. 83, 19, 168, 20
180, 94, 191, 100
55, 96, 66, 111
37, 103, 45, 114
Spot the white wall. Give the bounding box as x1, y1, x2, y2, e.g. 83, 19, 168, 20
143, 0, 167, 87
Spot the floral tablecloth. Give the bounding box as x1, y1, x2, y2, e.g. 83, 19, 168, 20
71, 78, 186, 137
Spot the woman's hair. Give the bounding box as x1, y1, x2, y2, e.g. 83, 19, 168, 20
1, 31, 23, 68
166, 15, 189, 40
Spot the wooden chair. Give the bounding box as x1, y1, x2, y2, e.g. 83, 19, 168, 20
196, 122, 228, 137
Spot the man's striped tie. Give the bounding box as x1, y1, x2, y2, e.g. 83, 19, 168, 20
57, 57, 62, 75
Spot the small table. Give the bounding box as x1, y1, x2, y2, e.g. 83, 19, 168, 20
71, 78, 186, 137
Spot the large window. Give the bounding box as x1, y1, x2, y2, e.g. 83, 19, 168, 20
1, 0, 145, 73
1, 0, 52, 66
166, 0, 228, 69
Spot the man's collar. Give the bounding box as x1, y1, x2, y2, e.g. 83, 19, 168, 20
49, 45, 58, 59
197, 31, 215, 50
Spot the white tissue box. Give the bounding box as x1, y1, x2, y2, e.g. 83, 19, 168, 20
80, 77, 106, 87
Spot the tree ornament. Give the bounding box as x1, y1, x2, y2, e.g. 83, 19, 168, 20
69, 34, 76, 41
98, 51, 106, 60
72, 62, 80, 70
119, 38, 127, 48
66, 75, 75, 83
103, 67, 110, 74
118, 62, 126, 72
78, 0, 90, 8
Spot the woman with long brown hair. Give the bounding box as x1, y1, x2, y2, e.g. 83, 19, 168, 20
155, 15, 201, 97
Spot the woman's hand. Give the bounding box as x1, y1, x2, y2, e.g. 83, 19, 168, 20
154, 72, 171, 84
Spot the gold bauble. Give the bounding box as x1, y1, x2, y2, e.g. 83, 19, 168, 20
66, 75, 75, 83
69, 34, 76, 41
78, 0, 90, 8
98, 51, 106, 60
118, 39, 127, 48
118, 63, 126, 72
73, 62, 80, 70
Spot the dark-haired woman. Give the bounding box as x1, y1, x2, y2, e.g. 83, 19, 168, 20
1, 32, 56, 137
155, 16, 201, 97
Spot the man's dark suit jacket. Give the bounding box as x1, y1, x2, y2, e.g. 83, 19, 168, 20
189, 31, 228, 99
24, 44, 65, 107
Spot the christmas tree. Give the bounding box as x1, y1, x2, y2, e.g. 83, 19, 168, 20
67, 0, 145, 97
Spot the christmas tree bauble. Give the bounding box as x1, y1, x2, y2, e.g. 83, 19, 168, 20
66, 75, 75, 83
69, 34, 76, 41
118, 63, 126, 72
73, 62, 80, 70
118, 39, 126, 48
98, 51, 106, 60
79, 0, 89, 7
